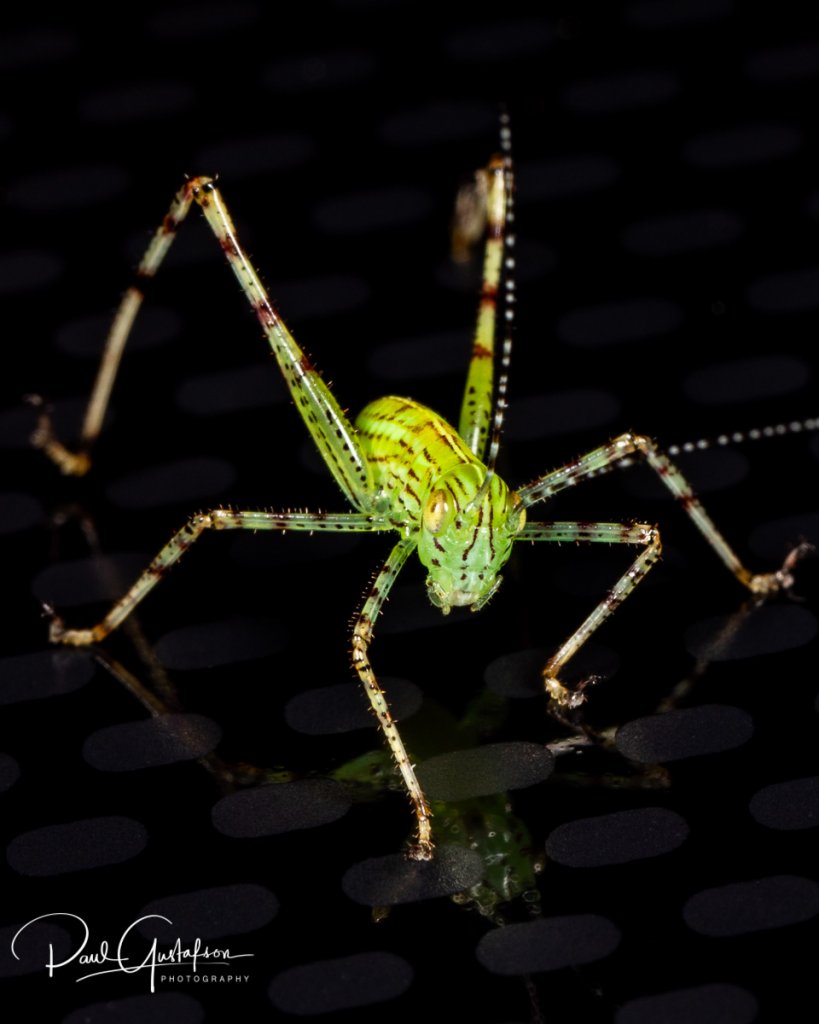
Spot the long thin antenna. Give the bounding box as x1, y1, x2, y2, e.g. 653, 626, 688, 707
484, 111, 515, 476
668, 417, 819, 456
469, 111, 516, 509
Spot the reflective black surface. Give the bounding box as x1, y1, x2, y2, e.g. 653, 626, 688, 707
2, 5, 819, 1022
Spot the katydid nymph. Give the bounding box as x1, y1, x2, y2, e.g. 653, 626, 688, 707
33, 117, 803, 860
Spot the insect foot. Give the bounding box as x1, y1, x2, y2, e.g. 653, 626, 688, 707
43, 603, 97, 646
406, 839, 435, 863
27, 394, 92, 477
543, 673, 605, 733
746, 541, 814, 597
544, 675, 587, 710
48, 614, 96, 647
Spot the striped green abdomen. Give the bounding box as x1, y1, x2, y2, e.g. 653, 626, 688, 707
356, 397, 483, 521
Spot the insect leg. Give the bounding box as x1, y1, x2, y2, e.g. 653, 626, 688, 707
516, 432, 804, 595
188, 181, 374, 511
32, 183, 199, 476
49, 510, 389, 646
518, 520, 660, 709
34, 179, 376, 513
351, 537, 434, 861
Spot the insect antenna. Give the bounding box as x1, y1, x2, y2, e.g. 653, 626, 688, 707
666, 416, 819, 456
469, 112, 516, 509
564, 416, 819, 486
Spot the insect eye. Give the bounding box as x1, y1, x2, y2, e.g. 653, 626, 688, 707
423, 490, 451, 535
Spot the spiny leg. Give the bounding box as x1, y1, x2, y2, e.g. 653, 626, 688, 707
33, 179, 376, 514
516, 432, 804, 596
189, 181, 374, 509
50, 509, 390, 646
31, 184, 198, 476
518, 521, 661, 711
48, 503, 429, 855
351, 537, 434, 861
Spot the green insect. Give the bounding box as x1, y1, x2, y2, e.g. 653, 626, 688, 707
33, 117, 802, 861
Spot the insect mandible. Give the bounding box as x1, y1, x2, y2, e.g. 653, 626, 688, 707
32, 116, 803, 861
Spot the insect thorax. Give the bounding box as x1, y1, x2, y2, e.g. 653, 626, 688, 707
356, 396, 526, 613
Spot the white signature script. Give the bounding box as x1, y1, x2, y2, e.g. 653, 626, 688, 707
11, 913, 254, 992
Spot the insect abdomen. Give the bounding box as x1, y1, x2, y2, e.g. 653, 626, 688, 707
356, 397, 482, 522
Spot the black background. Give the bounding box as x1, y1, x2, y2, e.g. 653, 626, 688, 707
2, 3, 819, 1022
